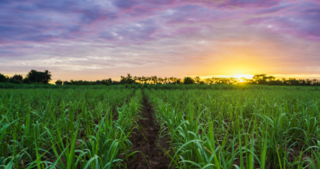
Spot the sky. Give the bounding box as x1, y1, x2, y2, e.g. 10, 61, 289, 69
0, 0, 320, 81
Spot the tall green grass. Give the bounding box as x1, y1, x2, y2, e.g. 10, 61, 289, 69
146, 88, 320, 168
0, 88, 143, 168
1, 86, 319, 168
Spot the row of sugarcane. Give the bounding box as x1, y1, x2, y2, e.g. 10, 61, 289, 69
0, 88, 143, 169
145, 89, 320, 169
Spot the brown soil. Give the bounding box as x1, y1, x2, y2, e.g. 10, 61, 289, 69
125, 93, 171, 169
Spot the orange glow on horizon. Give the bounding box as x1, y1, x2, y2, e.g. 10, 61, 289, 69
199, 74, 254, 82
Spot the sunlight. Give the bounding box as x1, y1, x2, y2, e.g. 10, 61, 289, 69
233, 74, 254, 82
200, 74, 253, 82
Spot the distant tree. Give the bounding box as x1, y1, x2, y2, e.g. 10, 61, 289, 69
101, 78, 112, 85
151, 76, 158, 84
176, 78, 181, 84
267, 76, 276, 82
42, 70, 52, 84
120, 74, 135, 84
63, 81, 70, 85
23, 78, 31, 84
163, 77, 168, 84
184, 77, 195, 84
269, 79, 283, 85
312, 79, 318, 85
204, 78, 212, 84
133, 76, 138, 83
26, 70, 52, 84
194, 76, 201, 84
169, 77, 176, 84
11, 74, 23, 81
9, 74, 23, 84
158, 77, 163, 84
146, 77, 151, 84
0, 73, 8, 83
306, 79, 312, 86
253, 74, 267, 84
55, 80, 63, 85
141, 76, 146, 83
240, 77, 247, 83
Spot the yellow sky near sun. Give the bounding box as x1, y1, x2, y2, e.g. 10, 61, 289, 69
5, 38, 319, 83
191, 38, 285, 77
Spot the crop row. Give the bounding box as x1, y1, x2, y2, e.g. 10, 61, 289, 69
146, 89, 320, 169
0, 89, 143, 169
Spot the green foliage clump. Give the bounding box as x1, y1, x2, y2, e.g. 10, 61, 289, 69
183, 77, 195, 84
26, 69, 52, 84
55, 80, 63, 85
0, 73, 8, 82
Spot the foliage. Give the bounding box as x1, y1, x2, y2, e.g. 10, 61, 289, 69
0, 88, 142, 168
0, 73, 8, 82
1, 71, 319, 86
22, 78, 31, 84
146, 88, 320, 168
11, 74, 23, 81
204, 77, 240, 84
183, 77, 195, 84
1, 85, 320, 168
55, 80, 62, 85
194, 76, 201, 84
26, 70, 52, 84
120, 74, 135, 84
8, 74, 23, 84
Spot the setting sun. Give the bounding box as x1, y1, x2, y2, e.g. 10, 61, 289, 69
199, 74, 253, 82
233, 74, 254, 82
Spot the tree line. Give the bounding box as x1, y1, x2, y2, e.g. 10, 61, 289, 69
0, 71, 319, 86
241, 74, 320, 86
0, 70, 52, 84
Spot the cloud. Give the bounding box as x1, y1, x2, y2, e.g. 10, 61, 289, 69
1, 0, 320, 79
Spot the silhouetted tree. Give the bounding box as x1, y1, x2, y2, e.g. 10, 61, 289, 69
101, 78, 112, 85
23, 78, 31, 84
0, 73, 8, 83
158, 77, 163, 84
55, 80, 63, 85
141, 76, 146, 84
120, 74, 135, 84
184, 77, 195, 84
176, 78, 181, 84
151, 76, 158, 84
194, 76, 201, 84
11, 74, 23, 81
26, 70, 52, 84
8, 74, 23, 84
252, 74, 267, 84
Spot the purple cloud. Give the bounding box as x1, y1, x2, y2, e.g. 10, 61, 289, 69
1, 0, 320, 79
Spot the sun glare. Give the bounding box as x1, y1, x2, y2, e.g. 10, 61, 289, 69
199, 74, 253, 82
233, 74, 254, 82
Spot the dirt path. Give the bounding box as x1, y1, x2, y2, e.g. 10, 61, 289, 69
126, 92, 170, 169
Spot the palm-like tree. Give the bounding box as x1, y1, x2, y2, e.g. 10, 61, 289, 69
169, 77, 174, 83
158, 77, 163, 84
141, 76, 146, 84
164, 77, 168, 84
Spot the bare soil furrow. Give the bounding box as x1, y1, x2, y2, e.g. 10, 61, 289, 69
126, 92, 170, 169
